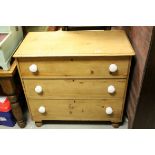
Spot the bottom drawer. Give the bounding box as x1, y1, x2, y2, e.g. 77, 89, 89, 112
28, 99, 123, 122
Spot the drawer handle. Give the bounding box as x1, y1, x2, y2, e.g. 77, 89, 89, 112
38, 106, 46, 114
35, 85, 43, 94
109, 64, 118, 73
107, 85, 116, 94
105, 107, 113, 115
29, 64, 38, 73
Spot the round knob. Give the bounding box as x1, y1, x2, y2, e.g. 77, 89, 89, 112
35, 85, 43, 94
109, 64, 118, 73
29, 64, 38, 73
108, 85, 116, 94
105, 107, 113, 115
38, 106, 46, 114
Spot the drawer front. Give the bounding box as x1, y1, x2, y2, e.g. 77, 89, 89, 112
23, 79, 126, 99
18, 57, 130, 78
28, 99, 123, 122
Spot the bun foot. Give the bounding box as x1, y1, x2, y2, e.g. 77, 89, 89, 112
35, 121, 43, 127
17, 120, 26, 128
112, 122, 120, 128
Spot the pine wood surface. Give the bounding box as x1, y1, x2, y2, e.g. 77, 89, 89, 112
18, 57, 130, 78
29, 99, 123, 122
23, 79, 126, 99
13, 30, 135, 127
13, 30, 135, 57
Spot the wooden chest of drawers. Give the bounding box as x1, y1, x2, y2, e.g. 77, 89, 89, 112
14, 30, 135, 128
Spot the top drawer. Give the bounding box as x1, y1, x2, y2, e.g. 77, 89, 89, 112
18, 57, 130, 78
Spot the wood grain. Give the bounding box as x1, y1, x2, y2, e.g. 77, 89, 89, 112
0, 78, 16, 95
13, 30, 135, 57
18, 57, 130, 78
23, 79, 126, 99
29, 99, 123, 122
14, 30, 135, 126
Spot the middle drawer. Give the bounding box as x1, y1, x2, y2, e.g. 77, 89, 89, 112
23, 79, 126, 99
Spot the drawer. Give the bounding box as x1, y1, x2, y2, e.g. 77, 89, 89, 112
18, 57, 130, 78
28, 99, 123, 122
23, 79, 126, 99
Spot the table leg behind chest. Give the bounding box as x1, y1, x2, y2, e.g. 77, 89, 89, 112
0, 78, 26, 128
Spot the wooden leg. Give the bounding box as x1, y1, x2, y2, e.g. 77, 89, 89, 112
11, 102, 26, 128
35, 121, 43, 127
0, 77, 26, 128
112, 122, 120, 128
0, 78, 16, 95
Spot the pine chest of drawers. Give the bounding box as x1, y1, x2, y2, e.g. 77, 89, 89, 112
14, 30, 135, 127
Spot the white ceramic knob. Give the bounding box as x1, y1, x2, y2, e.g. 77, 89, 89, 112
29, 64, 38, 73
35, 85, 43, 94
108, 85, 116, 94
105, 107, 113, 115
109, 64, 118, 73
38, 106, 46, 114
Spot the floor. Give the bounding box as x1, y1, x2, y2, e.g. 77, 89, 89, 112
0, 113, 128, 129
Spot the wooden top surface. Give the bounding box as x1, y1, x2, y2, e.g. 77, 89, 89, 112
0, 60, 17, 77
13, 30, 135, 57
